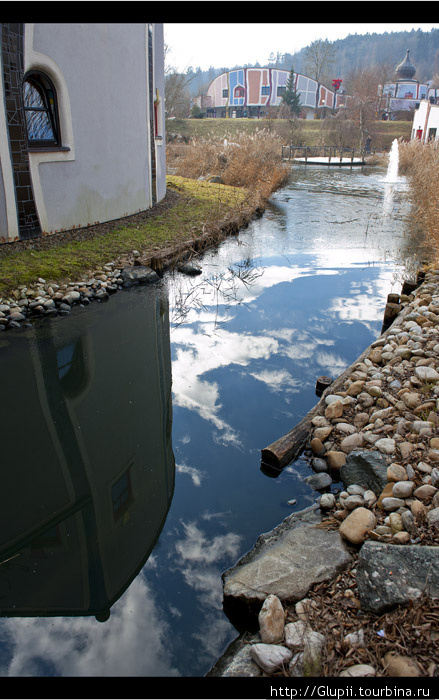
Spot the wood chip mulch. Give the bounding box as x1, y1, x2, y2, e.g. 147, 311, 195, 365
281, 557, 439, 677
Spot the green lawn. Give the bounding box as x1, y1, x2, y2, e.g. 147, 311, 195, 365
0, 176, 248, 299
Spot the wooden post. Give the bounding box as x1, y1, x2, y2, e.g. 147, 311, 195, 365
401, 279, 418, 296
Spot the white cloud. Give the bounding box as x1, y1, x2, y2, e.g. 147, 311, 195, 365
0, 576, 180, 677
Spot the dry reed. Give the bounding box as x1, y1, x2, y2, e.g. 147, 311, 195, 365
167, 130, 290, 203
399, 139, 439, 260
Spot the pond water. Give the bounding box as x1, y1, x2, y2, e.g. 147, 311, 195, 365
0, 164, 414, 677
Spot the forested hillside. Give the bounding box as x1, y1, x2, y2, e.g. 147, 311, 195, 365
184, 28, 439, 96
280, 28, 439, 83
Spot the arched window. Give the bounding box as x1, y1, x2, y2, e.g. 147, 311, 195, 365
23, 71, 60, 146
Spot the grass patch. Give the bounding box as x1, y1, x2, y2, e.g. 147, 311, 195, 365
0, 176, 249, 299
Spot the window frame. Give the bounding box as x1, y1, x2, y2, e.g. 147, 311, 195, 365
23, 70, 61, 148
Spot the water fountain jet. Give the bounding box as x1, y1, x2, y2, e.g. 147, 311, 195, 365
385, 139, 400, 183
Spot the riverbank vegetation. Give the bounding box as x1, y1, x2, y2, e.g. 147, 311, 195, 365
0, 177, 250, 298
167, 129, 290, 199
167, 117, 411, 152
399, 139, 439, 261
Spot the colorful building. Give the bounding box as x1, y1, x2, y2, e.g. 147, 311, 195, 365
0, 23, 166, 243
204, 68, 344, 120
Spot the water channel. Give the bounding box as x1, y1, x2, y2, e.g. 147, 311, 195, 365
0, 162, 415, 677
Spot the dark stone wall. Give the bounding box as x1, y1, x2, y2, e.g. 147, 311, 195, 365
148, 24, 157, 207
1, 23, 41, 240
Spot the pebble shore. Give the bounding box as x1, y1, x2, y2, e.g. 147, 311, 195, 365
213, 267, 439, 679
0, 251, 159, 330
310, 267, 439, 544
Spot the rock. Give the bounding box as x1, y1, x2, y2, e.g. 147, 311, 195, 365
319, 493, 336, 510
346, 380, 365, 396
363, 489, 377, 507
178, 262, 202, 276
212, 635, 262, 676
357, 392, 375, 408
375, 438, 396, 455
120, 265, 160, 287
305, 473, 332, 491
426, 507, 439, 526
311, 458, 328, 473
392, 481, 414, 498
415, 366, 439, 382
388, 512, 404, 533
387, 463, 408, 482
284, 622, 325, 676
383, 652, 422, 677
339, 507, 377, 545
249, 643, 292, 674
340, 433, 364, 454
222, 506, 352, 609
381, 497, 406, 511
413, 484, 437, 502
368, 347, 383, 363
412, 420, 433, 437
284, 620, 308, 651
326, 451, 346, 470
347, 484, 365, 496
340, 450, 388, 494
398, 442, 414, 459
353, 413, 370, 429
401, 509, 415, 532
410, 499, 427, 520
344, 495, 364, 511
343, 628, 365, 648
356, 541, 439, 613
313, 426, 333, 441
310, 438, 325, 456
392, 531, 411, 544
258, 595, 285, 644
302, 631, 325, 676
288, 652, 305, 677
339, 664, 376, 677
325, 401, 344, 420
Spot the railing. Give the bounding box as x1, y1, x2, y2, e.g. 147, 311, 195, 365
281, 145, 366, 163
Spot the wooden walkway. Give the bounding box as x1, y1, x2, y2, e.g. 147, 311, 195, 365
282, 145, 366, 166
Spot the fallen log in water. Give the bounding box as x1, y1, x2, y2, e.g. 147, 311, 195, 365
260, 297, 416, 472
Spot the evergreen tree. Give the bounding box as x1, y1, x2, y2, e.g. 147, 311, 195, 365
281, 67, 302, 116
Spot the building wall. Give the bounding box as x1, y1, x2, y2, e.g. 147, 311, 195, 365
206, 67, 339, 117
0, 23, 166, 242
411, 100, 439, 142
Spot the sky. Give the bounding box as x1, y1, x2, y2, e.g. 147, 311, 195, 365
164, 22, 439, 73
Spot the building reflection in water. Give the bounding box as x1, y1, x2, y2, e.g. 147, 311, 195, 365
0, 284, 175, 622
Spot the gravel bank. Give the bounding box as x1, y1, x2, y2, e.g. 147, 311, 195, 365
212, 267, 439, 679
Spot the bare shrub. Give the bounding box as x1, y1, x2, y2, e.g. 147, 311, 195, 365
399, 140, 439, 256
167, 130, 290, 202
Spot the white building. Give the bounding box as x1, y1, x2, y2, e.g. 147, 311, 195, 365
0, 23, 166, 243
411, 99, 439, 143
379, 49, 437, 120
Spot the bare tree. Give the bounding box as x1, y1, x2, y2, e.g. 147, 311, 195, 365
344, 67, 382, 149
164, 43, 195, 118
304, 40, 337, 84
165, 71, 192, 118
